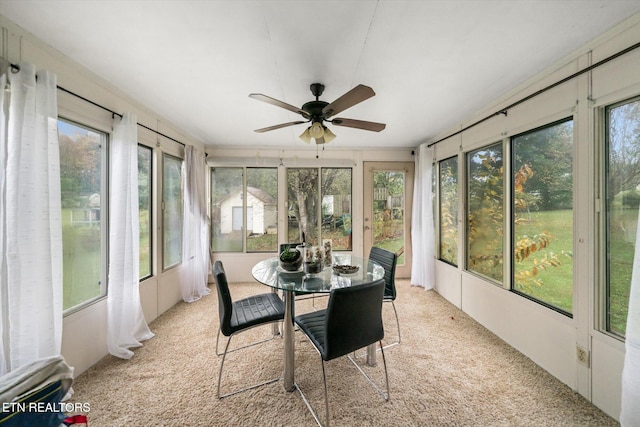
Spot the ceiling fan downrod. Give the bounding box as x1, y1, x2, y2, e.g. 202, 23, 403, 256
309, 83, 325, 100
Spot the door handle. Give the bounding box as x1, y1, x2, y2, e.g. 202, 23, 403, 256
364, 226, 370, 230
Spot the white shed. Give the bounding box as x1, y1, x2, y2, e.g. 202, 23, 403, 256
219, 187, 276, 235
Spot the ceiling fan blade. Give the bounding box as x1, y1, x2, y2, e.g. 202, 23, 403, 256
249, 93, 309, 118
331, 118, 386, 132
322, 84, 376, 118
254, 121, 307, 133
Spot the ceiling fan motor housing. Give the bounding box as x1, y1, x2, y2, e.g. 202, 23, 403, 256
302, 100, 329, 123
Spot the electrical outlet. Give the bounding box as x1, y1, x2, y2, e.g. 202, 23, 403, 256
576, 345, 590, 367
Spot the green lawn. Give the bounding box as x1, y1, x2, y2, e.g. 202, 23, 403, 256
607, 207, 636, 336
514, 209, 574, 313
465, 208, 629, 334
62, 208, 102, 310
62, 208, 151, 310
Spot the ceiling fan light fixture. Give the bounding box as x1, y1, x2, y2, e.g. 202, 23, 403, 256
300, 124, 336, 144
309, 121, 324, 139
322, 126, 336, 143
299, 127, 312, 144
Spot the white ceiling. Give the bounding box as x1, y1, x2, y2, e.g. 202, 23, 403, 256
1, 0, 639, 150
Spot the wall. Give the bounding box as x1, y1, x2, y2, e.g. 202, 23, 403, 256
431, 13, 640, 421
0, 15, 201, 376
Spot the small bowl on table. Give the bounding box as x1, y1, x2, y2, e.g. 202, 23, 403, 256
332, 264, 360, 277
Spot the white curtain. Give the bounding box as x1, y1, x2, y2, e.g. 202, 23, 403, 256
0, 63, 63, 375
107, 112, 154, 359
410, 143, 435, 290
180, 145, 210, 302
621, 215, 640, 425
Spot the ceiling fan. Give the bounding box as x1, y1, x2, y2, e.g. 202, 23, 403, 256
249, 83, 386, 145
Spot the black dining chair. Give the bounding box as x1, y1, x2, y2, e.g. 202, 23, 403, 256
213, 260, 286, 399
294, 278, 389, 427
369, 246, 400, 348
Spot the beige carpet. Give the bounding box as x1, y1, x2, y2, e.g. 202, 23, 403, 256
67, 280, 618, 426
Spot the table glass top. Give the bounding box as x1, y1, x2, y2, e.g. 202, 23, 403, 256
251, 254, 385, 293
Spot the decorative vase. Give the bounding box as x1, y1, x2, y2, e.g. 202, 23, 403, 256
303, 245, 324, 274
279, 248, 302, 271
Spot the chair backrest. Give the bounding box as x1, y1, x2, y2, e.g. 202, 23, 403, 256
369, 247, 398, 300
324, 278, 385, 361
213, 260, 234, 336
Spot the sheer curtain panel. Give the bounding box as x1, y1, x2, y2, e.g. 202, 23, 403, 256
410, 143, 435, 289
180, 145, 210, 302
0, 63, 63, 375
621, 212, 640, 425
107, 112, 154, 359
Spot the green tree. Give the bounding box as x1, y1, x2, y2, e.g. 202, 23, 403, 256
287, 168, 346, 244
467, 145, 504, 281
59, 133, 101, 208
439, 157, 458, 264
609, 100, 640, 197
513, 121, 573, 210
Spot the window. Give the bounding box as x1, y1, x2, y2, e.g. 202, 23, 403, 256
372, 170, 406, 260
58, 119, 106, 311
138, 145, 152, 278
162, 154, 183, 269
246, 168, 278, 252
322, 168, 352, 251
512, 119, 573, 314
438, 156, 458, 266
287, 168, 318, 244
287, 167, 352, 250
211, 167, 278, 252
210, 167, 244, 252
466, 143, 504, 282
604, 97, 640, 338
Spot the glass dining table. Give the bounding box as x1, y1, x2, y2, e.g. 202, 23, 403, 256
251, 253, 385, 392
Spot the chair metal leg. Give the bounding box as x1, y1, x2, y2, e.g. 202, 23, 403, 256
217, 335, 233, 398
322, 360, 330, 427
293, 341, 327, 426
271, 287, 281, 336
215, 327, 223, 356
293, 356, 330, 427
216, 324, 282, 357
381, 300, 401, 349
298, 344, 389, 426
295, 384, 320, 426
391, 301, 401, 344
217, 331, 282, 399
347, 341, 390, 401
379, 341, 390, 401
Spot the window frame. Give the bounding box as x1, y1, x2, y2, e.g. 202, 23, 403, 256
457, 117, 576, 316
245, 166, 279, 253
599, 95, 640, 340
58, 116, 109, 315
138, 143, 153, 280
210, 166, 279, 253
464, 140, 505, 285
161, 152, 184, 271
509, 117, 574, 318
286, 166, 353, 250
437, 155, 459, 267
